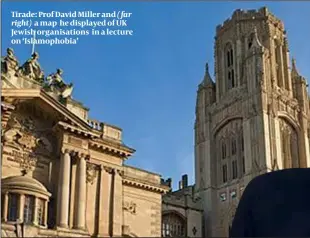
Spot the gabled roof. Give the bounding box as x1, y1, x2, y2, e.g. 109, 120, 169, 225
2, 88, 99, 137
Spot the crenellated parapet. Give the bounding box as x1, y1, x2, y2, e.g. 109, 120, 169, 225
216, 7, 284, 35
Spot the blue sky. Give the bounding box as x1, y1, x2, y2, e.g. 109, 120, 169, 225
2, 2, 310, 190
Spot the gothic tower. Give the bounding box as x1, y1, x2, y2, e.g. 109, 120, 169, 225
194, 7, 310, 237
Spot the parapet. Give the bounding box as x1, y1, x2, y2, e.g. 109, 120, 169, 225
88, 119, 123, 142
123, 165, 161, 184
216, 7, 284, 35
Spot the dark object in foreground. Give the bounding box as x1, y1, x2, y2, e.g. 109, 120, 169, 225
230, 169, 310, 237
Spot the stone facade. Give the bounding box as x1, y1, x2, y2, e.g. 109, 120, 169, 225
194, 7, 310, 237
1, 49, 169, 237
161, 175, 203, 237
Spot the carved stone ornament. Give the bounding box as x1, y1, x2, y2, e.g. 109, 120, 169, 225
20, 153, 38, 174
45, 68, 73, 99
1, 48, 19, 74
3, 116, 53, 154
2, 150, 38, 174
19, 51, 44, 83
267, 103, 276, 117
86, 163, 98, 184
102, 165, 113, 174
116, 169, 124, 177
123, 201, 137, 214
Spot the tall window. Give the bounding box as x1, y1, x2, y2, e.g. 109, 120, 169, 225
274, 40, 283, 87
24, 195, 35, 224
162, 213, 186, 237
8, 193, 18, 221
225, 43, 235, 90
222, 142, 227, 159
37, 199, 45, 226
231, 138, 237, 155
222, 164, 228, 183
232, 160, 238, 179
242, 156, 245, 175
248, 33, 255, 49
280, 119, 299, 169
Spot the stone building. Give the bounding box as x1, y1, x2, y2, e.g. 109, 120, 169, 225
1, 49, 169, 237
194, 7, 310, 237
161, 175, 203, 237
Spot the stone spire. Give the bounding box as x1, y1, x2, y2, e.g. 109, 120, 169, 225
202, 62, 214, 87
251, 27, 264, 51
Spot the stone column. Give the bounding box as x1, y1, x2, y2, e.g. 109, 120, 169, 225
69, 162, 77, 228
2, 192, 8, 222
262, 113, 272, 171
74, 154, 87, 230
236, 39, 241, 86
274, 117, 283, 169
57, 150, 71, 228
18, 194, 25, 222
112, 169, 123, 236
44, 200, 48, 227
278, 45, 285, 88
33, 197, 39, 225
98, 166, 112, 236
242, 118, 252, 185
299, 115, 310, 168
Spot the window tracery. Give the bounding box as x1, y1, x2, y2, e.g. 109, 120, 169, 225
279, 119, 299, 168
162, 212, 186, 237
225, 43, 235, 90
222, 141, 227, 159
231, 138, 237, 155
217, 120, 245, 185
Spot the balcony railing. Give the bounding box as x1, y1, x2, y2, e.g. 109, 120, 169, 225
88, 119, 122, 142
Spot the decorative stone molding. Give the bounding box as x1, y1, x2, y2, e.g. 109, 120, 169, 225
123, 201, 137, 214
3, 115, 53, 154
115, 169, 124, 177
1, 102, 15, 131
2, 150, 37, 174
267, 103, 276, 117
101, 165, 113, 174
86, 163, 98, 184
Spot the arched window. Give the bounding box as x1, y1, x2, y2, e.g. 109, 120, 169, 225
248, 33, 255, 49
162, 212, 186, 237
231, 138, 237, 155
222, 141, 227, 159
274, 39, 283, 87
280, 119, 299, 169
225, 43, 235, 90
222, 164, 228, 183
